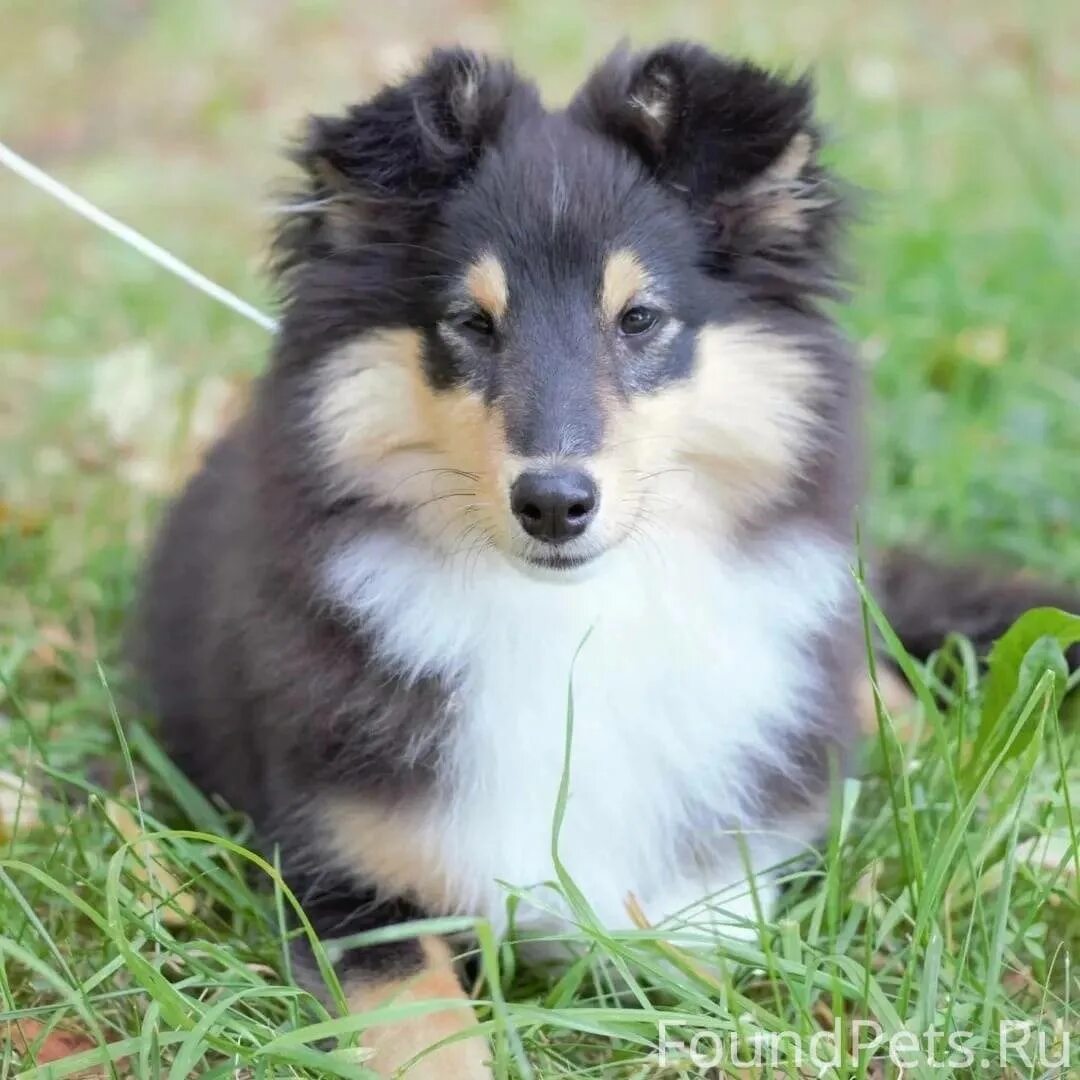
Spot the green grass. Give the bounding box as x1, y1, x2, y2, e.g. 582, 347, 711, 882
2, 1, 1079, 1076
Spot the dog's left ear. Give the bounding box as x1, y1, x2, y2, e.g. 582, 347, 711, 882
571, 43, 846, 297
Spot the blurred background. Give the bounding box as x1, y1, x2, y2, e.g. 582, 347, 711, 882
2, 0, 1078, 672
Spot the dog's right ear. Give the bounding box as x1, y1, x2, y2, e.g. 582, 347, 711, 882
274, 49, 532, 272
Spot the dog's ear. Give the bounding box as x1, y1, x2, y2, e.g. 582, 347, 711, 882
571, 43, 846, 297
275, 49, 532, 271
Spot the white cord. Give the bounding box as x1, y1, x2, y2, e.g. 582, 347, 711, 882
0, 139, 278, 333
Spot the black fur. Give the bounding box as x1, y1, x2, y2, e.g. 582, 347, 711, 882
571, 43, 848, 303
291, 878, 428, 984
274, 49, 536, 273
879, 549, 1080, 666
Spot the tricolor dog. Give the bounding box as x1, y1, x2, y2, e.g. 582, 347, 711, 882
136, 42, 1077, 1078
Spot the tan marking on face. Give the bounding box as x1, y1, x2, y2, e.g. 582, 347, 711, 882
345, 936, 490, 1079
601, 248, 649, 323
314, 321, 822, 564
322, 796, 455, 914
465, 253, 508, 320
670, 322, 820, 498
313, 330, 516, 551
589, 322, 822, 541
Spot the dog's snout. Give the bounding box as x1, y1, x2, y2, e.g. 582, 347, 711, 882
511, 468, 598, 543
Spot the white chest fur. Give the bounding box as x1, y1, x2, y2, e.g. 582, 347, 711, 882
325, 528, 851, 936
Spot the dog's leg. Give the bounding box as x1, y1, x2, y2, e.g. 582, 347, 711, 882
290, 881, 491, 1079
342, 934, 490, 1078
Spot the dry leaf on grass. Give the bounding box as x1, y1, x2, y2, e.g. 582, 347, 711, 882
3, 1017, 94, 1059
88, 344, 248, 492
0, 768, 42, 840
29, 621, 82, 672
0, 501, 48, 537
1001, 964, 1041, 999
811, 999, 835, 1029
0, 1017, 127, 1077
852, 858, 884, 906
978, 832, 1077, 894
1016, 832, 1077, 878
955, 325, 1008, 367
105, 800, 197, 927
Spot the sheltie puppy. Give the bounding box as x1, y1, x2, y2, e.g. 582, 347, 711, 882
136, 43, 1076, 1077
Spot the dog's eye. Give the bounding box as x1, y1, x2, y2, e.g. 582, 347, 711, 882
460, 310, 495, 337
619, 306, 660, 337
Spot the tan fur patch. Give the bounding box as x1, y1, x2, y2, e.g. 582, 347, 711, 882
856, 665, 917, 737
346, 936, 490, 1079
465, 253, 508, 320
313, 330, 515, 551
322, 796, 454, 914
601, 248, 648, 323
590, 321, 823, 542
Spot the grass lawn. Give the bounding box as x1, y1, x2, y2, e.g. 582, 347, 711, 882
1, 1, 1078, 1076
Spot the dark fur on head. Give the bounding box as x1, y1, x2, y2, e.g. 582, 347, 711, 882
571, 43, 847, 301
272, 45, 847, 353
274, 49, 537, 273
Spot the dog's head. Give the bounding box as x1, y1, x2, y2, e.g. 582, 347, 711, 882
272, 44, 853, 572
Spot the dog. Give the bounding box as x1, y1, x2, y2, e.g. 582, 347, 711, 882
135, 43, 1077, 1078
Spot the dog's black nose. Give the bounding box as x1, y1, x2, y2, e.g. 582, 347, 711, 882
511, 468, 598, 543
